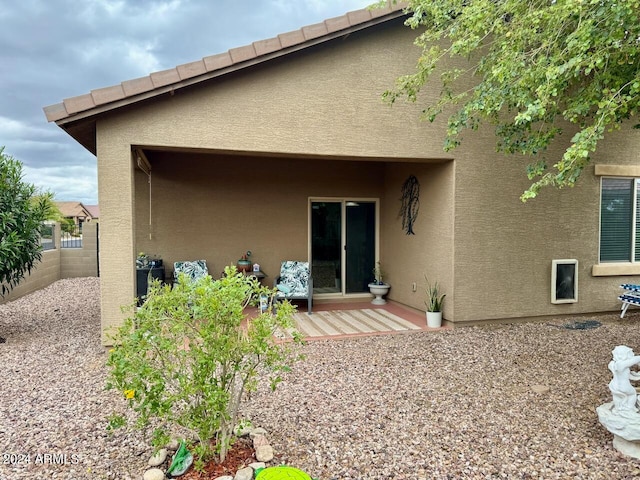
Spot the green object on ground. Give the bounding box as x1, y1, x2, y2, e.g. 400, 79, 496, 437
255, 466, 313, 480
167, 441, 193, 476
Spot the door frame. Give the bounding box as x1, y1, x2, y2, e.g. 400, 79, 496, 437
308, 197, 380, 298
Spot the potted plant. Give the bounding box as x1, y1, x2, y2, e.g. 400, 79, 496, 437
372, 262, 385, 285
424, 275, 445, 328
136, 252, 150, 269
368, 262, 390, 305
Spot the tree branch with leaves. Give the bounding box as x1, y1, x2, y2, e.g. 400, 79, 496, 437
381, 0, 640, 200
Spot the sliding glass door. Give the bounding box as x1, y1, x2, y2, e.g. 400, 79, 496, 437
310, 199, 377, 295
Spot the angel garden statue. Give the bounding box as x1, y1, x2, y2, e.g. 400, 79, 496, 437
597, 345, 640, 458
608, 345, 640, 412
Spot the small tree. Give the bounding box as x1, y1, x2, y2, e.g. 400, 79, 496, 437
106, 267, 303, 468
0, 147, 51, 295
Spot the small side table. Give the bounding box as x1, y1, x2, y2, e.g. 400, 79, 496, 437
247, 270, 266, 282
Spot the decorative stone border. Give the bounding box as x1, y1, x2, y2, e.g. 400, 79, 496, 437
142, 427, 276, 480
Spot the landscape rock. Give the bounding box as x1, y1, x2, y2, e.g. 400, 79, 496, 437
249, 427, 267, 438
531, 384, 550, 394
166, 439, 180, 451
143, 468, 166, 480
234, 466, 254, 480
5, 278, 640, 479
255, 445, 274, 462
149, 448, 168, 466
252, 434, 269, 448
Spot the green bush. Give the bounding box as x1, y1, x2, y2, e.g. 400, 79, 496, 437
60, 218, 77, 234
106, 266, 303, 466
0, 147, 51, 295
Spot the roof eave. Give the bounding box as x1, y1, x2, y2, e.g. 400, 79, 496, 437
47, 8, 408, 130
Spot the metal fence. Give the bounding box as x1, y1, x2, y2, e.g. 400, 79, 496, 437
61, 225, 83, 248
39, 223, 86, 250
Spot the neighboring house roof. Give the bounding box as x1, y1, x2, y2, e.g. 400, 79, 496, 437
84, 204, 100, 218
55, 201, 94, 220
43, 2, 407, 153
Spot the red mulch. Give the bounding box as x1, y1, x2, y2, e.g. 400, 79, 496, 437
181, 437, 257, 480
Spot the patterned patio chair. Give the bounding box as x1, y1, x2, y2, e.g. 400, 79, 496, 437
173, 260, 209, 284
274, 260, 313, 314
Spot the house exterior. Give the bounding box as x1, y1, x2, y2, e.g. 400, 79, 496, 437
55, 201, 96, 229
44, 3, 640, 345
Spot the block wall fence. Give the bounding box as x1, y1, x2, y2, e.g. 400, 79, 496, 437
0, 222, 98, 304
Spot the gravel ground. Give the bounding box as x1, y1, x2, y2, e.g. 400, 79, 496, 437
2, 278, 640, 479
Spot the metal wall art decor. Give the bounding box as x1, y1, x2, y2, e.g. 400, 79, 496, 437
399, 175, 420, 235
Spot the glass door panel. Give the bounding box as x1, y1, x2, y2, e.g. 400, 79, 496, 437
345, 202, 376, 293
311, 202, 341, 294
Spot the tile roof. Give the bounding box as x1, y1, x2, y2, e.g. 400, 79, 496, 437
55, 201, 94, 219
84, 204, 100, 218
43, 2, 406, 127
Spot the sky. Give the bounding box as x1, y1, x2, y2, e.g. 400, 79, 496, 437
1, 0, 374, 205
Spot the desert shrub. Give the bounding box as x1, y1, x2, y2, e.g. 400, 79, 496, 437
106, 266, 303, 466
0, 147, 52, 295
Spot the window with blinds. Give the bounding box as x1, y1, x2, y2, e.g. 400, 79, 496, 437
600, 178, 639, 262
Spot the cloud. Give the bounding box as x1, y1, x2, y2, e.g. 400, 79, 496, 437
23, 163, 98, 205
0, 116, 58, 142
1, 0, 374, 205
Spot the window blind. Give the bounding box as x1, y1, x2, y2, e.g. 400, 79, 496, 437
600, 178, 633, 262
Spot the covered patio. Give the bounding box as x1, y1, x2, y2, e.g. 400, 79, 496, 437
133, 147, 453, 313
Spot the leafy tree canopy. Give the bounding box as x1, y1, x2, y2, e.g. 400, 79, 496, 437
0, 147, 53, 295
382, 0, 640, 200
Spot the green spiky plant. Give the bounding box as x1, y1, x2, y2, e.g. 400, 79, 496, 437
424, 275, 445, 312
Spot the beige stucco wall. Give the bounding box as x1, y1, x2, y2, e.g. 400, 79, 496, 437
96, 130, 136, 344
96, 20, 439, 160
93, 15, 640, 340
381, 162, 455, 319
449, 121, 640, 323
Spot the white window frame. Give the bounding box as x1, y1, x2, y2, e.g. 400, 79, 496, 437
593, 168, 640, 276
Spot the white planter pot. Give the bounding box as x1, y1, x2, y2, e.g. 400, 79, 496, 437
426, 311, 443, 328
368, 282, 390, 305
